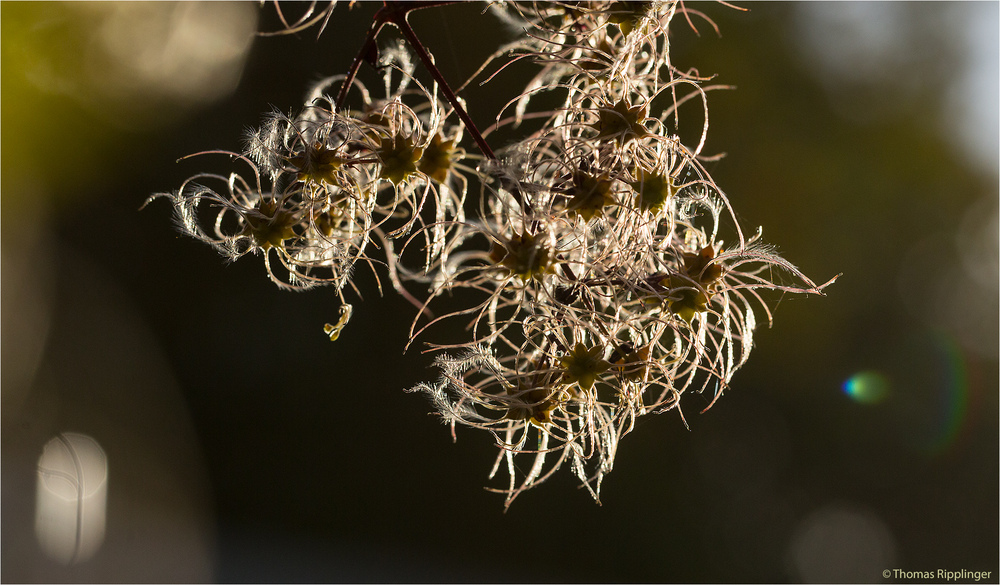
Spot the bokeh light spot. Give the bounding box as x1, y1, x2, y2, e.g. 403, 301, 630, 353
787, 503, 898, 582
842, 370, 890, 404
35, 433, 108, 565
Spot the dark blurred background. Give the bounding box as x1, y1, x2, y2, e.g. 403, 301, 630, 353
2, 2, 997, 582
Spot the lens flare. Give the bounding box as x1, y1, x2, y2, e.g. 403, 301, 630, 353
842, 370, 890, 404
925, 333, 971, 455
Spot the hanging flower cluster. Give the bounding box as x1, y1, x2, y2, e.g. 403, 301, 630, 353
150, 1, 836, 508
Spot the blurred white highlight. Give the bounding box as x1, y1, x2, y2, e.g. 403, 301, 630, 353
35, 433, 108, 565
90, 2, 258, 104
794, 3, 999, 175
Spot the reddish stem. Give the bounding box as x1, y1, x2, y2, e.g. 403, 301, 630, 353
388, 10, 497, 161
333, 6, 388, 112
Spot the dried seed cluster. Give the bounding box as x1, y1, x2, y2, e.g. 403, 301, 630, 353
150, 1, 836, 508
